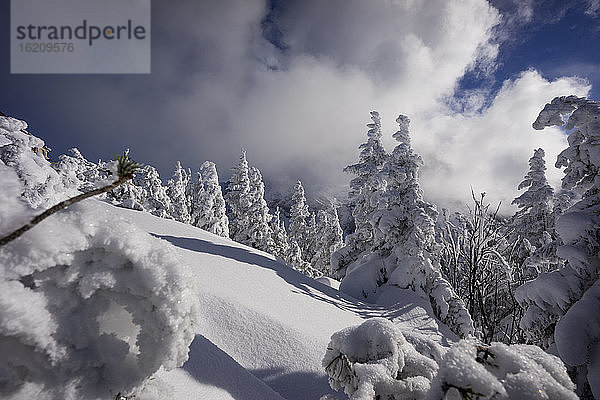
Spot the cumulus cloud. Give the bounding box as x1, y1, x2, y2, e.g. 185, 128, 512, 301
413, 70, 590, 212
13, 0, 592, 212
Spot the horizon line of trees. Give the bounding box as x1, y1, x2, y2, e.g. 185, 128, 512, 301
52, 146, 344, 278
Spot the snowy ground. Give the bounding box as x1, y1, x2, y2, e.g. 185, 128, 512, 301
108, 204, 456, 399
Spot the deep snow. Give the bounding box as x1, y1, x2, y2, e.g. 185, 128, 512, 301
108, 204, 456, 399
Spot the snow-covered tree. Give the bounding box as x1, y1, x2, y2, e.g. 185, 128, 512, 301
270, 207, 290, 260
517, 96, 600, 399
193, 161, 229, 237
552, 188, 578, 222
288, 180, 310, 260
287, 239, 318, 276
166, 161, 192, 224
512, 148, 554, 247
332, 111, 388, 279
509, 148, 560, 279
225, 151, 273, 251
323, 318, 439, 400
225, 150, 251, 242
305, 211, 317, 262
0, 116, 75, 208
311, 204, 344, 276
130, 165, 172, 218
341, 115, 473, 338
53, 148, 112, 193
244, 166, 275, 252
0, 115, 195, 399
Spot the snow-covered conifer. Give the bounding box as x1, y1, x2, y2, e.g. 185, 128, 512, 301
342, 115, 473, 338
304, 211, 318, 264
224, 151, 273, 251
510, 148, 559, 280
332, 111, 388, 279
225, 149, 251, 242
270, 207, 290, 260
512, 148, 554, 247
244, 166, 275, 252
0, 116, 75, 208
53, 148, 111, 193
166, 161, 192, 224
131, 165, 172, 218
289, 180, 310, 259
517, 96, 600, 399
195, 161, 229, 237
311, 204, 344, 276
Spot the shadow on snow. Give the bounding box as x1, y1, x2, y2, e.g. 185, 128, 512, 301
155, 234, 388, 320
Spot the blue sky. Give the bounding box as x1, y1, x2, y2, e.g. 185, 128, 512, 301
0, 0, 598, 210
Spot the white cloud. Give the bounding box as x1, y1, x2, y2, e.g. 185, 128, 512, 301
24, 0, 593, 214
412, 70, 590, 212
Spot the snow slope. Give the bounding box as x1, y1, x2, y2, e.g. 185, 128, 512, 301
107, 204, 455, 399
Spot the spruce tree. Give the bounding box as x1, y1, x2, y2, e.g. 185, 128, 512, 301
512, 148, 554, 247
53, 148, 110, 193
189, 169, 205, 227
289, 180, 310, 260
196, 161, 229, 237
343, 114, 473, 338
331, 111, 388, 279
225, 150, 251, 242
511, 148, 560, 279
245, 166, 275, 252
166, 161, 192, 224
311, 204, 344, 276
270, 207, 290, 260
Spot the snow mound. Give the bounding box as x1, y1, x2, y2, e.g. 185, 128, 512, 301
323, 318, 438, 400
0, 174, 196, 399
427, 340, 577, 400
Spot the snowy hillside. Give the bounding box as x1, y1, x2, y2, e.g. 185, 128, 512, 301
109, 204, 453, 399
1, 111, 587, 399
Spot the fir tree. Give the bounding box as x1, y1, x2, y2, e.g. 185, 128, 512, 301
166, 161, 192, 224
132, 165, 172, 218
311, 203, 344, 276
512, 148, 554, 247
343, 114, 473, 338
287, 239, 315, 276
189, 169, 205, 227
270, 207, 290, 260
510, 148, 560, 279
332, 111, 388, 279
197, 161, 229, 237
289, 180, 310, 260
225, 151, 273, 252
53, 148, 111, 193
244, 166, 275, 252
225, 149, 251, 242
